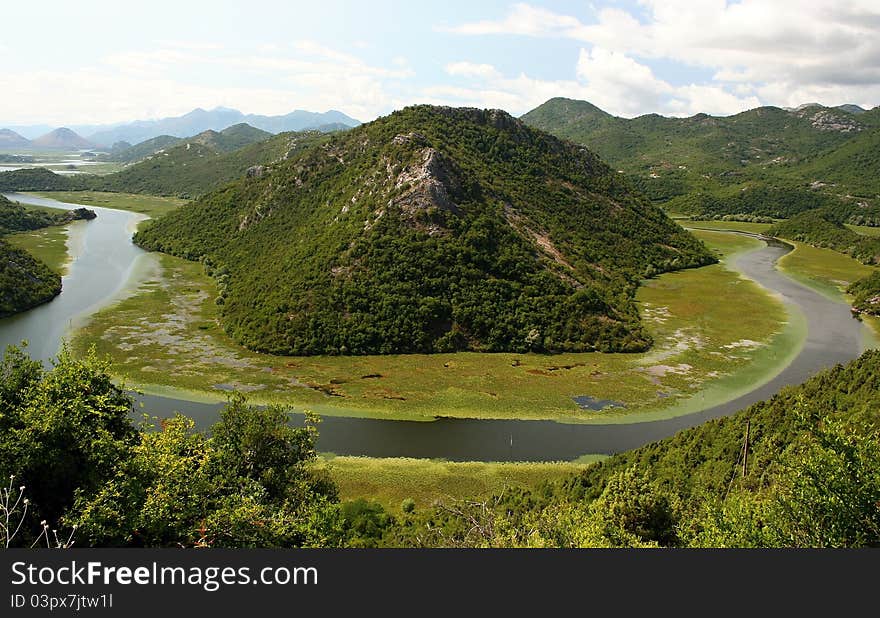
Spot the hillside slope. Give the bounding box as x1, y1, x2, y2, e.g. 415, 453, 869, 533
768, 210, 880, 264
97, 127, 328, 197
105, 135, 183, 163
0, 129, 30, 148
0, 195, 64, 316
522, 98, 880, 221
136, 105, 714, 356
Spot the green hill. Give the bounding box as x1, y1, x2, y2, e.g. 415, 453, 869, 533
0, 239, 61, 317
105, 135, 183, 163
0, 167, 90, 192
767, 209, 880, 264
522, 98, 856, 175
135, 105, 714, 356
0, 194, 95, 234
0, 127, 328, 199
95, 128, 327, 198
522, 98, 880, 222
0, 194, 64, 316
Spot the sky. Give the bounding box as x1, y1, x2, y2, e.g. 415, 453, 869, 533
2, 0, 879, 126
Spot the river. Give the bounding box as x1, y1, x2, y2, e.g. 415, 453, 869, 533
0, 192, 871, 461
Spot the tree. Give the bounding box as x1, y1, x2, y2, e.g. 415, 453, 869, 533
0, 346, 137, 538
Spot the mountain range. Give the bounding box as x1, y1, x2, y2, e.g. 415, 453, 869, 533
521, 98, 880, 224
1, 107, 361, 148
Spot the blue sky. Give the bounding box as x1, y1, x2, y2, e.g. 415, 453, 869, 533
2, 1, 878, 125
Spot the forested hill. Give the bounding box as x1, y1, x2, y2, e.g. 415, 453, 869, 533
94, 123, 287, 198
522, 98, 880, 224
135, 105, 714, 356
0, 195, 63, 316
0, 128, 331, 199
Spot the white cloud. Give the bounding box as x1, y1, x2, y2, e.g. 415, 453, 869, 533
445, 62, 502, 80
444, 3, 584, 37
434, 48, 760, 118
0, 41, 411, 125
448, 1, 880, 112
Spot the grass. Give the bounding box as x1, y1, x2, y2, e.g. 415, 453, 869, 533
775, 240, 877, 301
318, 455, 601, 513
683, 219, 774, 235
773, 239, 880, 346
31, 191, 188, 219
70, 229, 796, 423
846, 224, 880, 237
5, 225, 73, 274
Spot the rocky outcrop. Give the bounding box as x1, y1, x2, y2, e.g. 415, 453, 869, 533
391, 146, 465, 227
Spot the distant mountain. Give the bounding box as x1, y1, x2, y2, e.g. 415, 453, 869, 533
0, 125, 54, 140
835, 104, 866, 115
86, 107, 360, 146
206, 123, 273, 151
134, 105, 715, 356
0, 126, 329, 197
0, 129, 30, 148
30, 128, 94, 150
105, 135, 181, 163
241, 110, 361, 134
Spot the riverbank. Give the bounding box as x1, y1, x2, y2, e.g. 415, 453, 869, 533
679, 217, 880, 344
32, 191, 188, 220
70, 229, 797, 423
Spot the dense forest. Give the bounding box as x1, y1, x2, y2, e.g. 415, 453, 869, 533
134, 105, 714, 356
1, 345, 877, 548
0, 195, 94, 317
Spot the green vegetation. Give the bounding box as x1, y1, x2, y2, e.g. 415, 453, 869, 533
134, 105, 714, 357
2, 345, 877, 548
322, 456, 599, 513
0, 167, 89, 192
778, 240, 877, 299
71, 230, 791, 422
380, 350, 880, 547
768, 210, 880, 265
103, 135, 182, 164
848, 271, 880, 316
94, 128, 327, 198
668, 186, 846, 220
0, 194, 95, 234
522, 98, 880, 225
31, 191, 188, 218
5, 224, 72, 274
0, 194, 94, 316
0, 126, 326, 200
0, 347, 343, 548
0, 240, 61, 317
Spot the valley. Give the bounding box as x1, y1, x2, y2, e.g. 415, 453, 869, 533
1, 96, 879, 549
